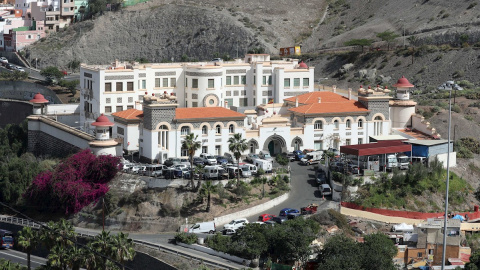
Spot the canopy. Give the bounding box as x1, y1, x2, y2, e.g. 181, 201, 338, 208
452, 215, 465, 221
393, 223, 414, 232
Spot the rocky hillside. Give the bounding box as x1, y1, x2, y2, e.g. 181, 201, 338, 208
23, 0, 480, 68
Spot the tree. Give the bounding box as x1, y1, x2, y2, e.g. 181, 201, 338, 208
231, 223, 268, 260
18, 226, 39, 270
111, 232, 136, 270
362, 233, 397, 270
40, 66, 64, 85
91, 231, 114, 269
48, 244, 69, 270
59, 79, 79, 97
317, 234, 362, 270
67, 59, 81, 72
344, 39, 373, 52
181, 133, 201, 189
200, 181, 217, 212
466, 249, 480, 269
376, 30, 400, 51
228, 133, 247, 186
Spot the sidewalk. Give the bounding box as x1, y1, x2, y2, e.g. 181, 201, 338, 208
340, 206, 425, 225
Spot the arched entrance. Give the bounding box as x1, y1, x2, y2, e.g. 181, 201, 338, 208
263, 134, 287, 156
291, 136, 303, 151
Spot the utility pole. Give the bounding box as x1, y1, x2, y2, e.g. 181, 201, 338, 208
102, 198, 105, 232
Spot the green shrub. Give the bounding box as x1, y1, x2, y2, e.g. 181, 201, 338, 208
175, 232, 198, 244
452, 104, 461, 113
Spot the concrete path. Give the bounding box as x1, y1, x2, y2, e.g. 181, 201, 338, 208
340, 206, 426, 225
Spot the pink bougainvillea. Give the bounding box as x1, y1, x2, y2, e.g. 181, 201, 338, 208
24, 149, 121, 214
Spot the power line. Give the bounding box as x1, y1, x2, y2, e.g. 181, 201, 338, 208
0, 201, 133, 270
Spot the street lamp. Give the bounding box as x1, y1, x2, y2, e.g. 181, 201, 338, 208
439, 83, 461, 270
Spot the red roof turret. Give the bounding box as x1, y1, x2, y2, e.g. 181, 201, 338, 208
29, 93, 49, 104
393, 76, 414, 88
91, 114, 114, 127
298, 61, 308, 69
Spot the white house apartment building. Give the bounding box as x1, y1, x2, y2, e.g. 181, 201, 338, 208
111, 85, 392, 164
79, 54, 315, 132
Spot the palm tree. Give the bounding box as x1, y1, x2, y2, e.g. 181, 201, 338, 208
18, 226, 39, 270
48, 244, 69, 270
92, 230, 114, 268
181, 133, 201, 189
66, 245, 83, 270
81, 243, 98, 270
111, 232, 136, 270
228, 133, 248, 185
200, 181, 217, 212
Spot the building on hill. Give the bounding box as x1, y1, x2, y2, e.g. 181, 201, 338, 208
79, 54, 315, 130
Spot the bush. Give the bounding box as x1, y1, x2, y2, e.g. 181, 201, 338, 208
175, 232, 198, 244
452, 104, 461, 113
459, 137, 480, 154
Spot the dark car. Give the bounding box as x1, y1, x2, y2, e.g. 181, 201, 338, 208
164, 158, 181, 167
271, 216, 288, 224
279, 208, 300, 218
163, 168, 183, 179
192, 157, 205, 166
316, 172, 327, 185
6, 64, 14, 70
215, 156, 228, 165
293, 150, 305, 161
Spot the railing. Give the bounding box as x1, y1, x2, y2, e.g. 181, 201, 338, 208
0, 215, 43, 229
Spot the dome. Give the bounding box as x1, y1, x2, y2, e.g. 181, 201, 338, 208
29, 93, 49, 104
298, 61, 308, 69
393, 76, 414, 88
91, 114, 114, 127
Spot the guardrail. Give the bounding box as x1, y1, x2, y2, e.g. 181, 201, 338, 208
0, 214, 234, 270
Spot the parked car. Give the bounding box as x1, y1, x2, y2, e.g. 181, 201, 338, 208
215, 156, 228, 165
200, 153, 217, 165
320, 184, 332, 196
179, 158, 191, 167
122, 163, 134, 172
164, 157, 181, 167
163, 168, 183, 179
173, 164, 190, 170
264, 220, 277, 226
259, 151, 274, 162
246, 153, 259, 163
347, 162, 360, 175
271, 216, 288, 224
279, 208, 300, 218
223, 218, 249, 231
130, 165, 141, 174
284, 152, 296, 162
240, 166, 252, 177
192, 157, 205, 166
14, 66, 25, 72
137, 165, 147, 175
293, 150, 305, 161
226, 166, 240, 178
188, 221, 216, 234
258, 214, 276, 222
316, 172, 327, 185
330, 161, 345, 173
0, 57, 8, 64
6, 64, 14, 70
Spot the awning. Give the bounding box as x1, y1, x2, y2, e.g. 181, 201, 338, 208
340, 141, 412, 156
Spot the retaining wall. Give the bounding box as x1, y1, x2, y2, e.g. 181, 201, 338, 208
177, 242, 251, 266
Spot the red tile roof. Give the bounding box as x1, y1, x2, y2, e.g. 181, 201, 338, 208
284, 91, 351, 105
286, 92, 369, 115
174, 107, 245, 120
111, 108, 143, 120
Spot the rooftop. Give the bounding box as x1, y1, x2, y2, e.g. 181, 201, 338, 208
111, 108, 143, 120
174, 107, 246, 121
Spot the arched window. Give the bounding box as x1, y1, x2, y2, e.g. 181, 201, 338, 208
158, 125, 169, 150
229, 124, 234, 134
314, 121, 323, 130
346, 119, 351, 129
181, 126, 190, 136
216, 125, 221, 134
334, 120, 339, 129
202, 125, 207, 135
358, 119, 363, 128
374, 116, 383, 136
250, 142, 256, 153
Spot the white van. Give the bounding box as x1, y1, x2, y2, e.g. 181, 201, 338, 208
145, 164, 167, 177
200, 153, 217, 165
241, 164, 257, 175
396, 154, 410, 170
204, 165, 225, 180
301, 151, 323, 165
253, 159, 273, 173
381, 154, 398, 171
188, 221, 216, 234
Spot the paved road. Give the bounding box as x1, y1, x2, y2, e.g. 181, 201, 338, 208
0, 249, 46, 269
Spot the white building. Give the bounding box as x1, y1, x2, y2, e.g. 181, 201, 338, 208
79, 54, 315, 131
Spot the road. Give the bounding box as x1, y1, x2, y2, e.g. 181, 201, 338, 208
0, 249, 46, 269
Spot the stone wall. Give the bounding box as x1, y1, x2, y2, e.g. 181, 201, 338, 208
0, 81, 62, 104
28, 130, 82, 158
0, 100, 32, 128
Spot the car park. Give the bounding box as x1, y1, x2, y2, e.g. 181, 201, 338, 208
258, 214, 276, 222
246, 153, 259, 163
223, 218, 249, 231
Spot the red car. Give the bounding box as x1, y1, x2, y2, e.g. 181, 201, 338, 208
258, 214, 276, 222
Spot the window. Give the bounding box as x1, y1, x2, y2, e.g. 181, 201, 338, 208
314, 121, 323, 130
105, 82, 111, 92
163, 78, 168, 87
192, 102, 198, 107
284, 78, 290, 87
185, 78, 188, 87
105, 106, 112, 113
141, 80, 146, 89
155, 78, 160, 87
63, 7, 68, 11
202, 125, 207, 135
181, 126, 190, 135
346, 139, 351, 145
374, 116, 383, 136
127, 82, 133, 91
117, 126, 124, 135
303, 78, 309, 87
127, 105, 133, 109
229, 124, 234, 134
215, 125, 221, 134
358, 138, 363, 145
181, 147, 188, 157
262, 76, 267, 85
346, 119, 351, 129
116, 82, 122, 91
208, 79, 214, 88
417, 252, 423, 258
202, 146, 207, 153
358, 119, 363, 128
226, 76, 231, 85
234, 76, 239, 85
170, 78, 176, 87
314, 140, 323, 150
225, 99, 233, 107
241, 75, 246, 85
334, 120, 339, 129
128, 97, 133, 103
192, 79, 198, 88
294, 78, 300, 87
158, 125, 169, 150
250, 142, 256, 153
215, 145, 221, 156
106, 98, 111, 104
240, 98, 248, 106
117, 97, 122, 103
116, 106, 123, 112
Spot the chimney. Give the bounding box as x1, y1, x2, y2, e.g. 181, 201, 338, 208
295, 97, 299, 107
348, 88, 352, 100
332, 85, 337, 93
318, 97, 321, 103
